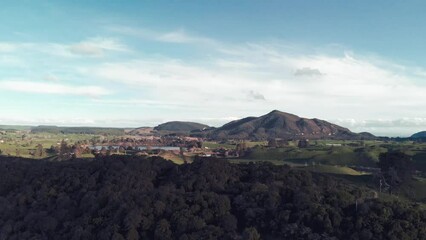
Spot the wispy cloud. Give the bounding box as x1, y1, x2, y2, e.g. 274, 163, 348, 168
2, 28, 426, 136
0, 38, 129, 58
69, 37, 129, 56
294, 67, 323, 77
248, 90, 266, 101
43, 74, 60, 82
334, 118, 426, 137
0, 55, 23, 66
87, 39, 426, 136
0, 80, 110, 97
157, 29, 215, 45
93, 99, 204, 110
108, 26, 217, 45
0, 43, 18, 52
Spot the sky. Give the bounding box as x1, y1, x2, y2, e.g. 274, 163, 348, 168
1, 0, 426, 137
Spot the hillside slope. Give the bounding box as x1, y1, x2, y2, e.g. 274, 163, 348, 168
209, 110, 371, 140
412, 131, 426, 138
127, 127, 154, 135
154, 121, 209, 133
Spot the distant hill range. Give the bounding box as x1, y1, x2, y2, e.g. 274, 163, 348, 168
154, 121, 210, 134
0, 125, 32, 131
207, 110, 375, 140
24, 111, 377, 140
411, 131, 426, 139
30, 126, 125, 135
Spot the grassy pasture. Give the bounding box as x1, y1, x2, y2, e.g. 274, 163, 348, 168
229, 158, 366, 175
202, 141, 266, 149
0, 132, 99, 158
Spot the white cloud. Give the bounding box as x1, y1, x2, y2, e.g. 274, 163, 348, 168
0, 80, 110, 97
69, 37, 129, 56
93, 99, 204, 110
0, 43, 18, 52
2, 29, 426, 136
108, 26, 217, 45
0, 55, 23, 66
215, 59, 255, 68
0, 38, 129, 58
87, 40, 426, 136
248, 90, 266, 101
43, 74, 60, 82
334, 118, 426, 137
157, 29, 215, 45
294, 67, 323, 76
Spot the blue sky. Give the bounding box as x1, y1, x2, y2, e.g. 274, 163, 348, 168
1, 0, 426, 136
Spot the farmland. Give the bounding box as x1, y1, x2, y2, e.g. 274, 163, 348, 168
0, 130, 98, 158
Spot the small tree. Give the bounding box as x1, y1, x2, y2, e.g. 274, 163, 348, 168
59, 140, 71, 160
72, 144, 82, 159
268, 138, 278, 148
298, 139, 309, 148
236, 141, 248, 156
34, 144, 44, 158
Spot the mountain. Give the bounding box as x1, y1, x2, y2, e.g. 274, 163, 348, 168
154, 121, 209, 133
411, 131, 426, 138
209, 110, 372, 140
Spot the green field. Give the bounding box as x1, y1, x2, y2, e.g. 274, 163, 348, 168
202, 141, 235, 149
202, 141, 267, 149
228, 159, 300, 166
236, 140, 426, 169
244, 146, 378, 167
229, 158, 366, 175
0, 131, 101, 158
310, 164, 367, 175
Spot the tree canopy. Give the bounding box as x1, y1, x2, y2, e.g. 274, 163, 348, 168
0, 155, 425, 239
378, 151, 413, 190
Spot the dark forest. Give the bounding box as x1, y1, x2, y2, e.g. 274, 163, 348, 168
1, 156, 425, 240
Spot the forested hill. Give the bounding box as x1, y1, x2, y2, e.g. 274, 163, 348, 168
209, 110, 374, 140
154, 121, 209, 133
0, 156, 425, 239
412, 131, 426, 139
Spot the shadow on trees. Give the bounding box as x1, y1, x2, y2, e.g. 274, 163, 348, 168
0, 155, 425, 240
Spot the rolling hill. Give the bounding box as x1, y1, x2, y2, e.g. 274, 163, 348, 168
30, 126, 125, 135
154, 121, 209, 133
127, 127, 154, 135
209, 110, 374, 140
412, 131, 426, 139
